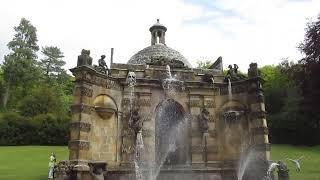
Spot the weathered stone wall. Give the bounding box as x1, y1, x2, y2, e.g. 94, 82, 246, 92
68, 63, 269, 180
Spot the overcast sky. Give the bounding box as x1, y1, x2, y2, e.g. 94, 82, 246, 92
1, 0, 320, 71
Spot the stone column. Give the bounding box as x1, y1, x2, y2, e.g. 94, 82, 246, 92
203, 95, 219, 164
245, 63, 270, 179
69, 80, 93, 178
189, 95, 203, 166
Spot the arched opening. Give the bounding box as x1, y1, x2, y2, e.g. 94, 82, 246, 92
155, 99, 189, 166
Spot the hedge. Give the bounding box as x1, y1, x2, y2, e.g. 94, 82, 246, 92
0, 112, 69, 145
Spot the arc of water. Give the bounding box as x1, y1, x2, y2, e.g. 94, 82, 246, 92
228, 78, 232, 100
166, 65, 172, 79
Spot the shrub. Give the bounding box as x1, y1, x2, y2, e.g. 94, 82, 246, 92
0, 112, 69, 145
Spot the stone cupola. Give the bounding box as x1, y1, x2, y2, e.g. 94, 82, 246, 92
150, 19, 167, 45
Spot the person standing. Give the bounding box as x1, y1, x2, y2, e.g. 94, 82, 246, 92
48, 153, 56, 179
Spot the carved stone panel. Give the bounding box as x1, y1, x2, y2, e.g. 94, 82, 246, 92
204, 100, 215, 108
75, 86, 93, 97
68, 140, 90, 151
70, 122, 91, 132
190, 100, 201, 107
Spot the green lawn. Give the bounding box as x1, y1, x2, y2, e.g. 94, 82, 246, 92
0, 146, 68, 180
271, 144, 320, 180
0, 145, 319, 180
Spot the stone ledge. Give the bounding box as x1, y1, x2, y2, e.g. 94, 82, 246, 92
192, 145, 218, 153
71, 104, 94, 114
121, 98, 151, 107
70, 121, 91, 132
68, 140, 90, 151
191, 130, 217, 137
71, 66, 121, 89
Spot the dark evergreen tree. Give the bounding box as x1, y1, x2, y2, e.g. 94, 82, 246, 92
40, 46, 65, 77
298, 14, 320, 128
2, 18, 41, 108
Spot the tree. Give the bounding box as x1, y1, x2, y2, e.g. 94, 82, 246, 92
18, 85, 67, 117
297, 14, 320, 128
40, 46, 65, 77
196, 59, 213, 69
2, 18, 42, 108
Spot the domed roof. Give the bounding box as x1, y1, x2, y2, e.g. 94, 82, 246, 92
128, 44, 191, 67
127, 19, 191, 68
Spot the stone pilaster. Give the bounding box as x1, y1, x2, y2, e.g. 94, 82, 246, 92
189, 95, 202, 165
69, 80, 93, 168
247, 77, 270, 161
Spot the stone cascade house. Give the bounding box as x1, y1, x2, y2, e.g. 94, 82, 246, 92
62, 20, 270, 180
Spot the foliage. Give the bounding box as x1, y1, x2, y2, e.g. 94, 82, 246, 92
0, 18, 73, 145
1, 18, 42, 109
0, 112, 69, 145
40, 46, 65, 77
299, 15, 320, 64
196, 59, 213, 69
296, 14, 320, 129
18, 85, 69, 117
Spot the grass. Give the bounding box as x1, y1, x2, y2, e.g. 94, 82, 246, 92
0, 146, 68, 180
271, 144, 320, 180
0, 145, 319, 180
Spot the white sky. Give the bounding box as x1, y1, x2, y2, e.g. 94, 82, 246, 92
0, 0, 319, 71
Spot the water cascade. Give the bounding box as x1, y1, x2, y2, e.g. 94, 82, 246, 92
153, 117, 189, 179
228, 78, 232, 100
237, 149, 256, 180
166, 65, 172, 79
134, 131, 145, 180
202, 132, 209, 163
162, 65, 184, 91
211, 77, 215, 87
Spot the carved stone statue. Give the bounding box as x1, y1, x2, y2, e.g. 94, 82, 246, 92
127, 71, 136, 87
77, 49, 93, 66
224, 64, 246, 82
95, 55, 110, 74
129, 106, 143, 134
199, 108, 209, 133
89, 163, 107, 180
54, 161, 76, 180
277, 161, 289, 180
248, 63, 260, 78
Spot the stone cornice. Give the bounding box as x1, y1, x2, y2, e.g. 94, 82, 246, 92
70, 66, 121, 89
